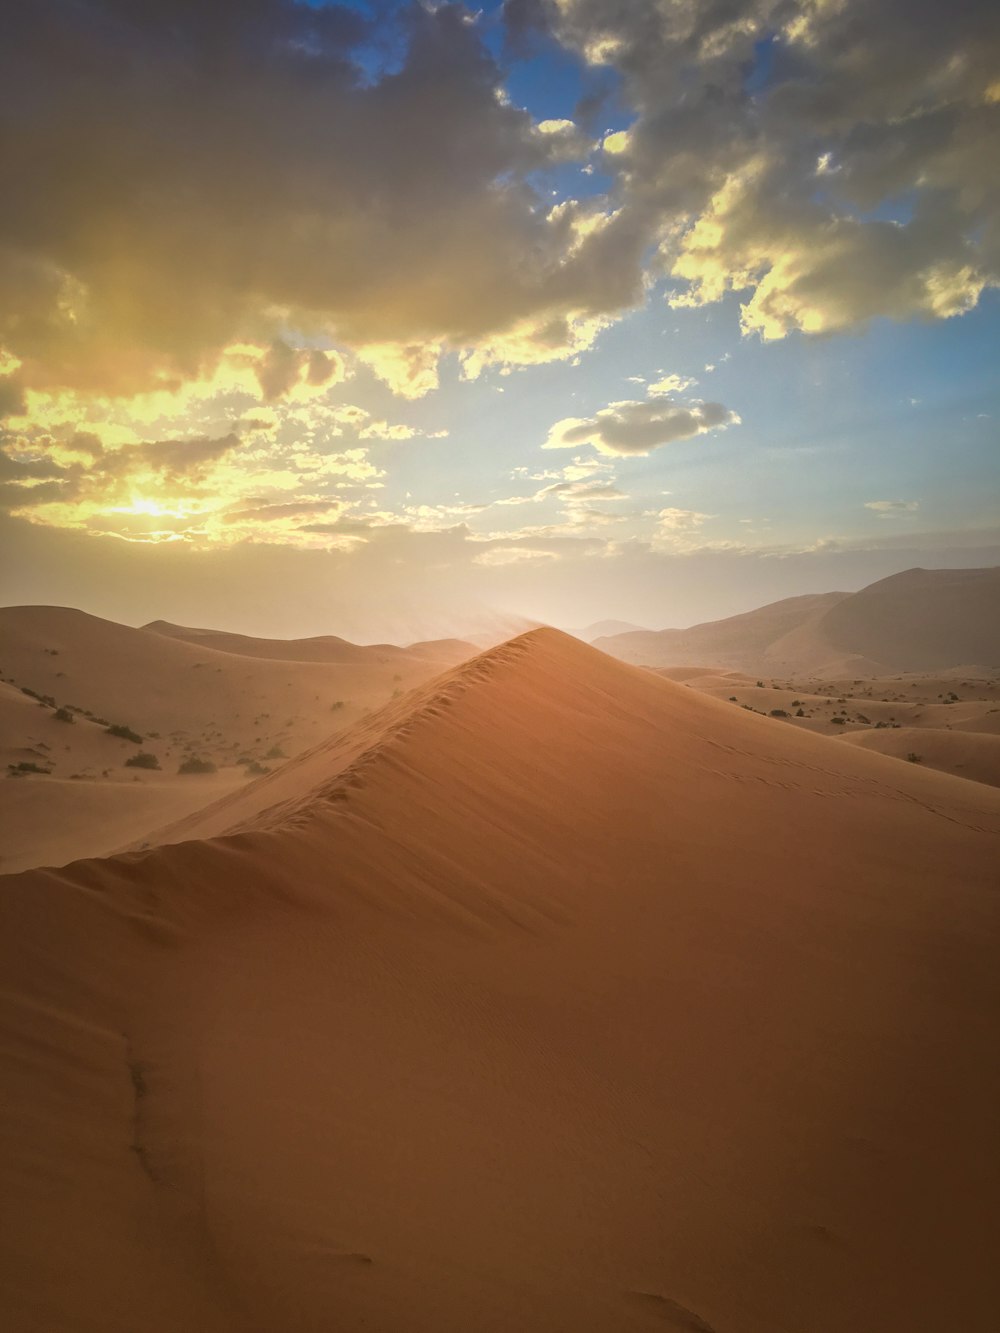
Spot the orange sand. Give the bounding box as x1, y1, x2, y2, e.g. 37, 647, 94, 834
1, 630, 998, 1331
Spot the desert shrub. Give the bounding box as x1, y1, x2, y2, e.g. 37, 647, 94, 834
8, 761, 52, 776
53, 707, 75, 723
756, 680, 764, 688
830, 716, 847, 725
265, 745, 286, 759
125, 752, 160, 770
856, 714, 870, 724
106, 723, 142, 744
178, 756, 216, 774
729, 695, 738, 702
244, 761, 271, 776
795, 708, 805, 717
769, 708, 789, 718
331, 700, 345, 711
906, 752, 923, 763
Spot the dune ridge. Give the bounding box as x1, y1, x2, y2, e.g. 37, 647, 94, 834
2, 629, 999, 1332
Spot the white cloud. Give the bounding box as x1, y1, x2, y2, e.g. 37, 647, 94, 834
864, 499, 920, 515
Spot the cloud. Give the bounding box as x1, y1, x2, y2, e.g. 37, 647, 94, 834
550, 0, 1000, 338
544, 398, 739, 456
473, 546, 561, 566
864, 499, 921, 515
537, 479, 626, 500
647, 373, 696, 396
0, 2, 647, 401
0, 373, 26, 418
658, 507, 712, 530
2, 0, 995, 423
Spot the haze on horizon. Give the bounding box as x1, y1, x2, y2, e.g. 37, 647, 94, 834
1, 0, 998, 641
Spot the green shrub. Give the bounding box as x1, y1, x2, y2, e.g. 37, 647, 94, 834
125, 752, 160, 770
178, 756, 216, 774
769, 708, 789, 718
106, 723, 142, 744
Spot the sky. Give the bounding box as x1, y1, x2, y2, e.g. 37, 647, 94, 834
1, 0, 998, 640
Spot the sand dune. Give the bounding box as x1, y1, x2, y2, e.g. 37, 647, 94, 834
597, 566, 1000, 677
144, 619, 476, 666
2, 629, 998, 1332
674, 669, 1000, 786
0, 605, 476, 872
841, 726, 1000, 788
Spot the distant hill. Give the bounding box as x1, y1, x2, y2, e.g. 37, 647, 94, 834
595, 567, 1000, 676
565, 619, 648, 642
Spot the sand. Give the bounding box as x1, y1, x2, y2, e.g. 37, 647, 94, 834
0, 605, 476, 872
2, 628, 999, 1332
672, 669, 1000, 788
597, 566, 1000, 677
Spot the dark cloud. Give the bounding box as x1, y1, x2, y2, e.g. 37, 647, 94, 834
0, 374, 26, 418
1, 0, 997, 404
545, 398, 740, 457
552, 0, 1000, 335
0, 1, 628, 396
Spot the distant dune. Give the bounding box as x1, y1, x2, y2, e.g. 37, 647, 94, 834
144, 619, 476, 666
565, 618, 648, 641
0, 606, 476, 873
2, 629, 998, 1332
669, 668, 1000, 789
596, 566, 1000, 676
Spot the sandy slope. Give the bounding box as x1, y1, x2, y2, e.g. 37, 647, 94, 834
673, 669, 1000, 787
144, 619, 476, 666
2, 630, 999, 1333
597, 566, 1000, 677
0, 606, 476, 872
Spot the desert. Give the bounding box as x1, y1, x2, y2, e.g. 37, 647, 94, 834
3, 1, 1000, 1327
3, 596, 1000, 1331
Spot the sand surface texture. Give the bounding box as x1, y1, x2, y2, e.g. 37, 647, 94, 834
2, 629, 998, 1332
0, 605, 475, 872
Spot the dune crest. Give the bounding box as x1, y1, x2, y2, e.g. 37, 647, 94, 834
2, 628, 999, 1332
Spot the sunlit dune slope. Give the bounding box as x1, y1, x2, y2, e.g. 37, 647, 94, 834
2, 629, 999, 1333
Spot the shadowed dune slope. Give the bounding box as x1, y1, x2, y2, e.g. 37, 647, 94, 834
2, 629, 999, 1333
594, 591, 850, 672
817, 566, 1000, 672
595, 566, 1000, 676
